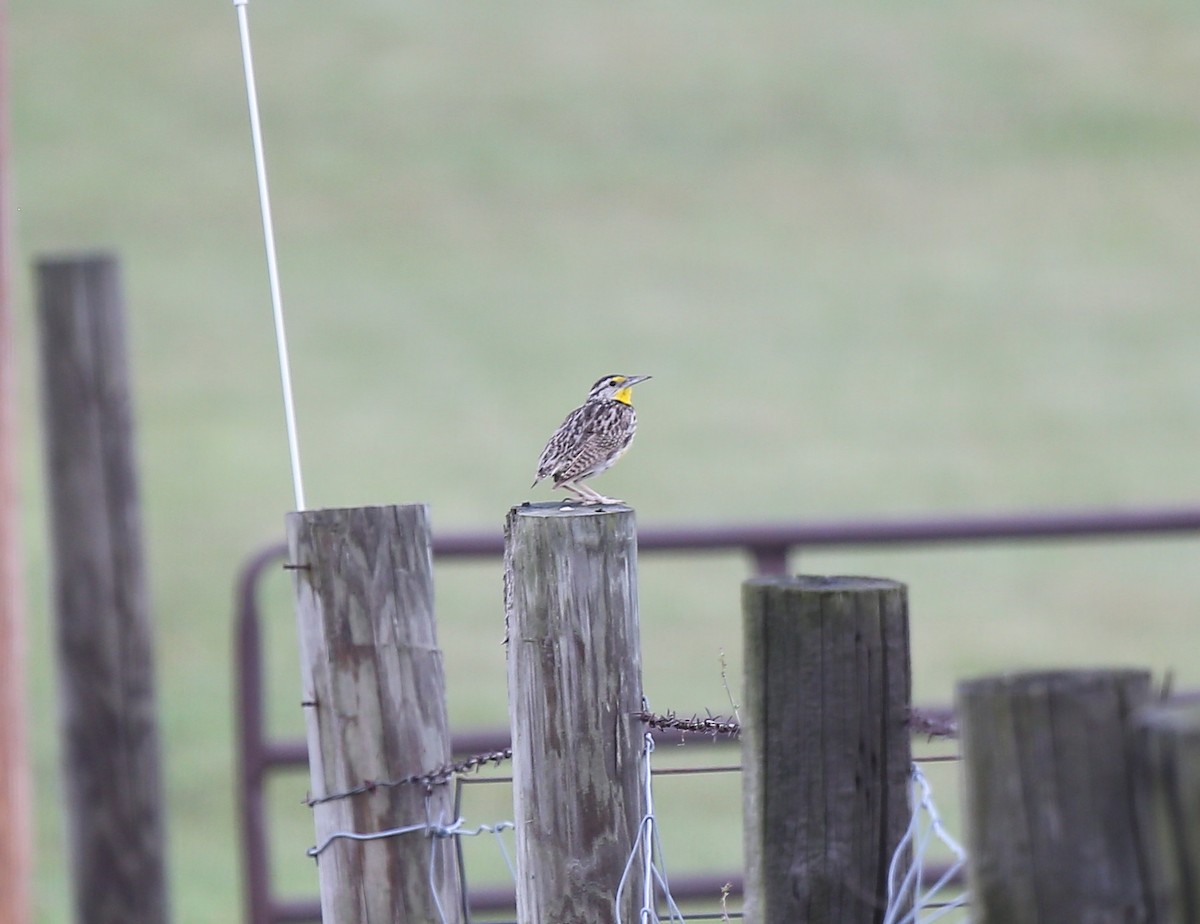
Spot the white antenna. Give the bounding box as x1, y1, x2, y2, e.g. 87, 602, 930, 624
233, 0, 307, 511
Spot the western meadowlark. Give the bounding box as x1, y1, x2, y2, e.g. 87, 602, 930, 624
531, 373, 652, 505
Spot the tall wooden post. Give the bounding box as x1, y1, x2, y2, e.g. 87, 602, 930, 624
504, 503, 645, 924
741, 575, 912, 924
1133, 700, 1200, 923
288, 504, 463, 924
957, 669, 1151, 923
36, 254, 170, 924
0, 11, 32, 920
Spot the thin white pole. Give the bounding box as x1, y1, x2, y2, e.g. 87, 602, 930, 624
233, 0, 306, 511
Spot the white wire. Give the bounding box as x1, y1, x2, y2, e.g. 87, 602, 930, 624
883, 763, 970, 924
233, 0, 307, 511
614, 731, 684, 924
640, 735, 656, 921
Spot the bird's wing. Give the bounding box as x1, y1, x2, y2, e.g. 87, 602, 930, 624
551, 408, 628, 483
533, 405, 587, 481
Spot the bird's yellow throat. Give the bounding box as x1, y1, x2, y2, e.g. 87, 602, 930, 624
613, 386, 634, 406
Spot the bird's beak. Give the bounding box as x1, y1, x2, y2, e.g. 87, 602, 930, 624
624, 374, 652, 387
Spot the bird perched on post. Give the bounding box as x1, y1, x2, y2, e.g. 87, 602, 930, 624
531, 373, 652, 506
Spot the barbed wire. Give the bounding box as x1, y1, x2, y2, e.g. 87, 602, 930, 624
305, 746, 513, 807
908, 709, 958, 740
298, 714, 965, 923
305, 708, 736, 806
305, 706, 955, 808
637, 709, 742, 739
636, 706, 957, 741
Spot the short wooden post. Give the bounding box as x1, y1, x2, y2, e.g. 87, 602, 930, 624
288, 504, 463, 924
1132, 700, 1200, 923
35, 254, 170, 924
504, 503, 645, 924
957, 669, 1152, 923
741, 576, 912, 924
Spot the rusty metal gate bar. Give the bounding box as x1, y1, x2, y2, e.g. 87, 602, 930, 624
236, 503, 1200, 923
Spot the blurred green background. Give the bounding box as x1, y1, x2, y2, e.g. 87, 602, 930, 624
10, 0, 1200, 920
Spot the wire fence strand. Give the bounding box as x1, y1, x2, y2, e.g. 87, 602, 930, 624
297, 706, 967, 923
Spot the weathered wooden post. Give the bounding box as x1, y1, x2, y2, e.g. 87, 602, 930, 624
35, 254, 170, 924
958, 669, 1152, 923
1132, 700, 1200, 923
504, 503, 645, 924
288, 504, 463, 924
741, 575, 912, 924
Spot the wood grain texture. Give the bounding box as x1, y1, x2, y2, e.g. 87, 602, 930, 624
504, 503, 644, 924
741, 575, 912, 924
1133, 700, 1200, 924
36, 254, 169, 924
958, 669, 1152, 924
288, 504, 462, 924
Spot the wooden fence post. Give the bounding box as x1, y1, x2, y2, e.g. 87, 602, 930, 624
741, 575, 912, 924
287, 504, 463, 924
957, 669, 1152, 923
504, 503, 645, 924
35, 253, 170, 924
1132, 700, 1200, 923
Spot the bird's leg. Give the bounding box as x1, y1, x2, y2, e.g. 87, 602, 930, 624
555, 482, 591, 506
572, 482, 605, 503
576, 482, 624, 506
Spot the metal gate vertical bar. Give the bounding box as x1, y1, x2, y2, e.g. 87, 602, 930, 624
235, 542, 288, 924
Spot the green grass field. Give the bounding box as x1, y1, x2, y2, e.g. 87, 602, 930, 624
10, 0, 1200, 919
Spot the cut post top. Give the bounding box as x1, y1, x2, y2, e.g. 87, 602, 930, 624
744, 574, 905, 593
511, 500, 633, 519
286, 501, 430, 519
1136, 699, 1200, 732
959, 667, 1153, 698
36, 252, 121, 275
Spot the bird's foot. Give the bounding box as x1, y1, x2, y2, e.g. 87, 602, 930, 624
582, 495, 624, 506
